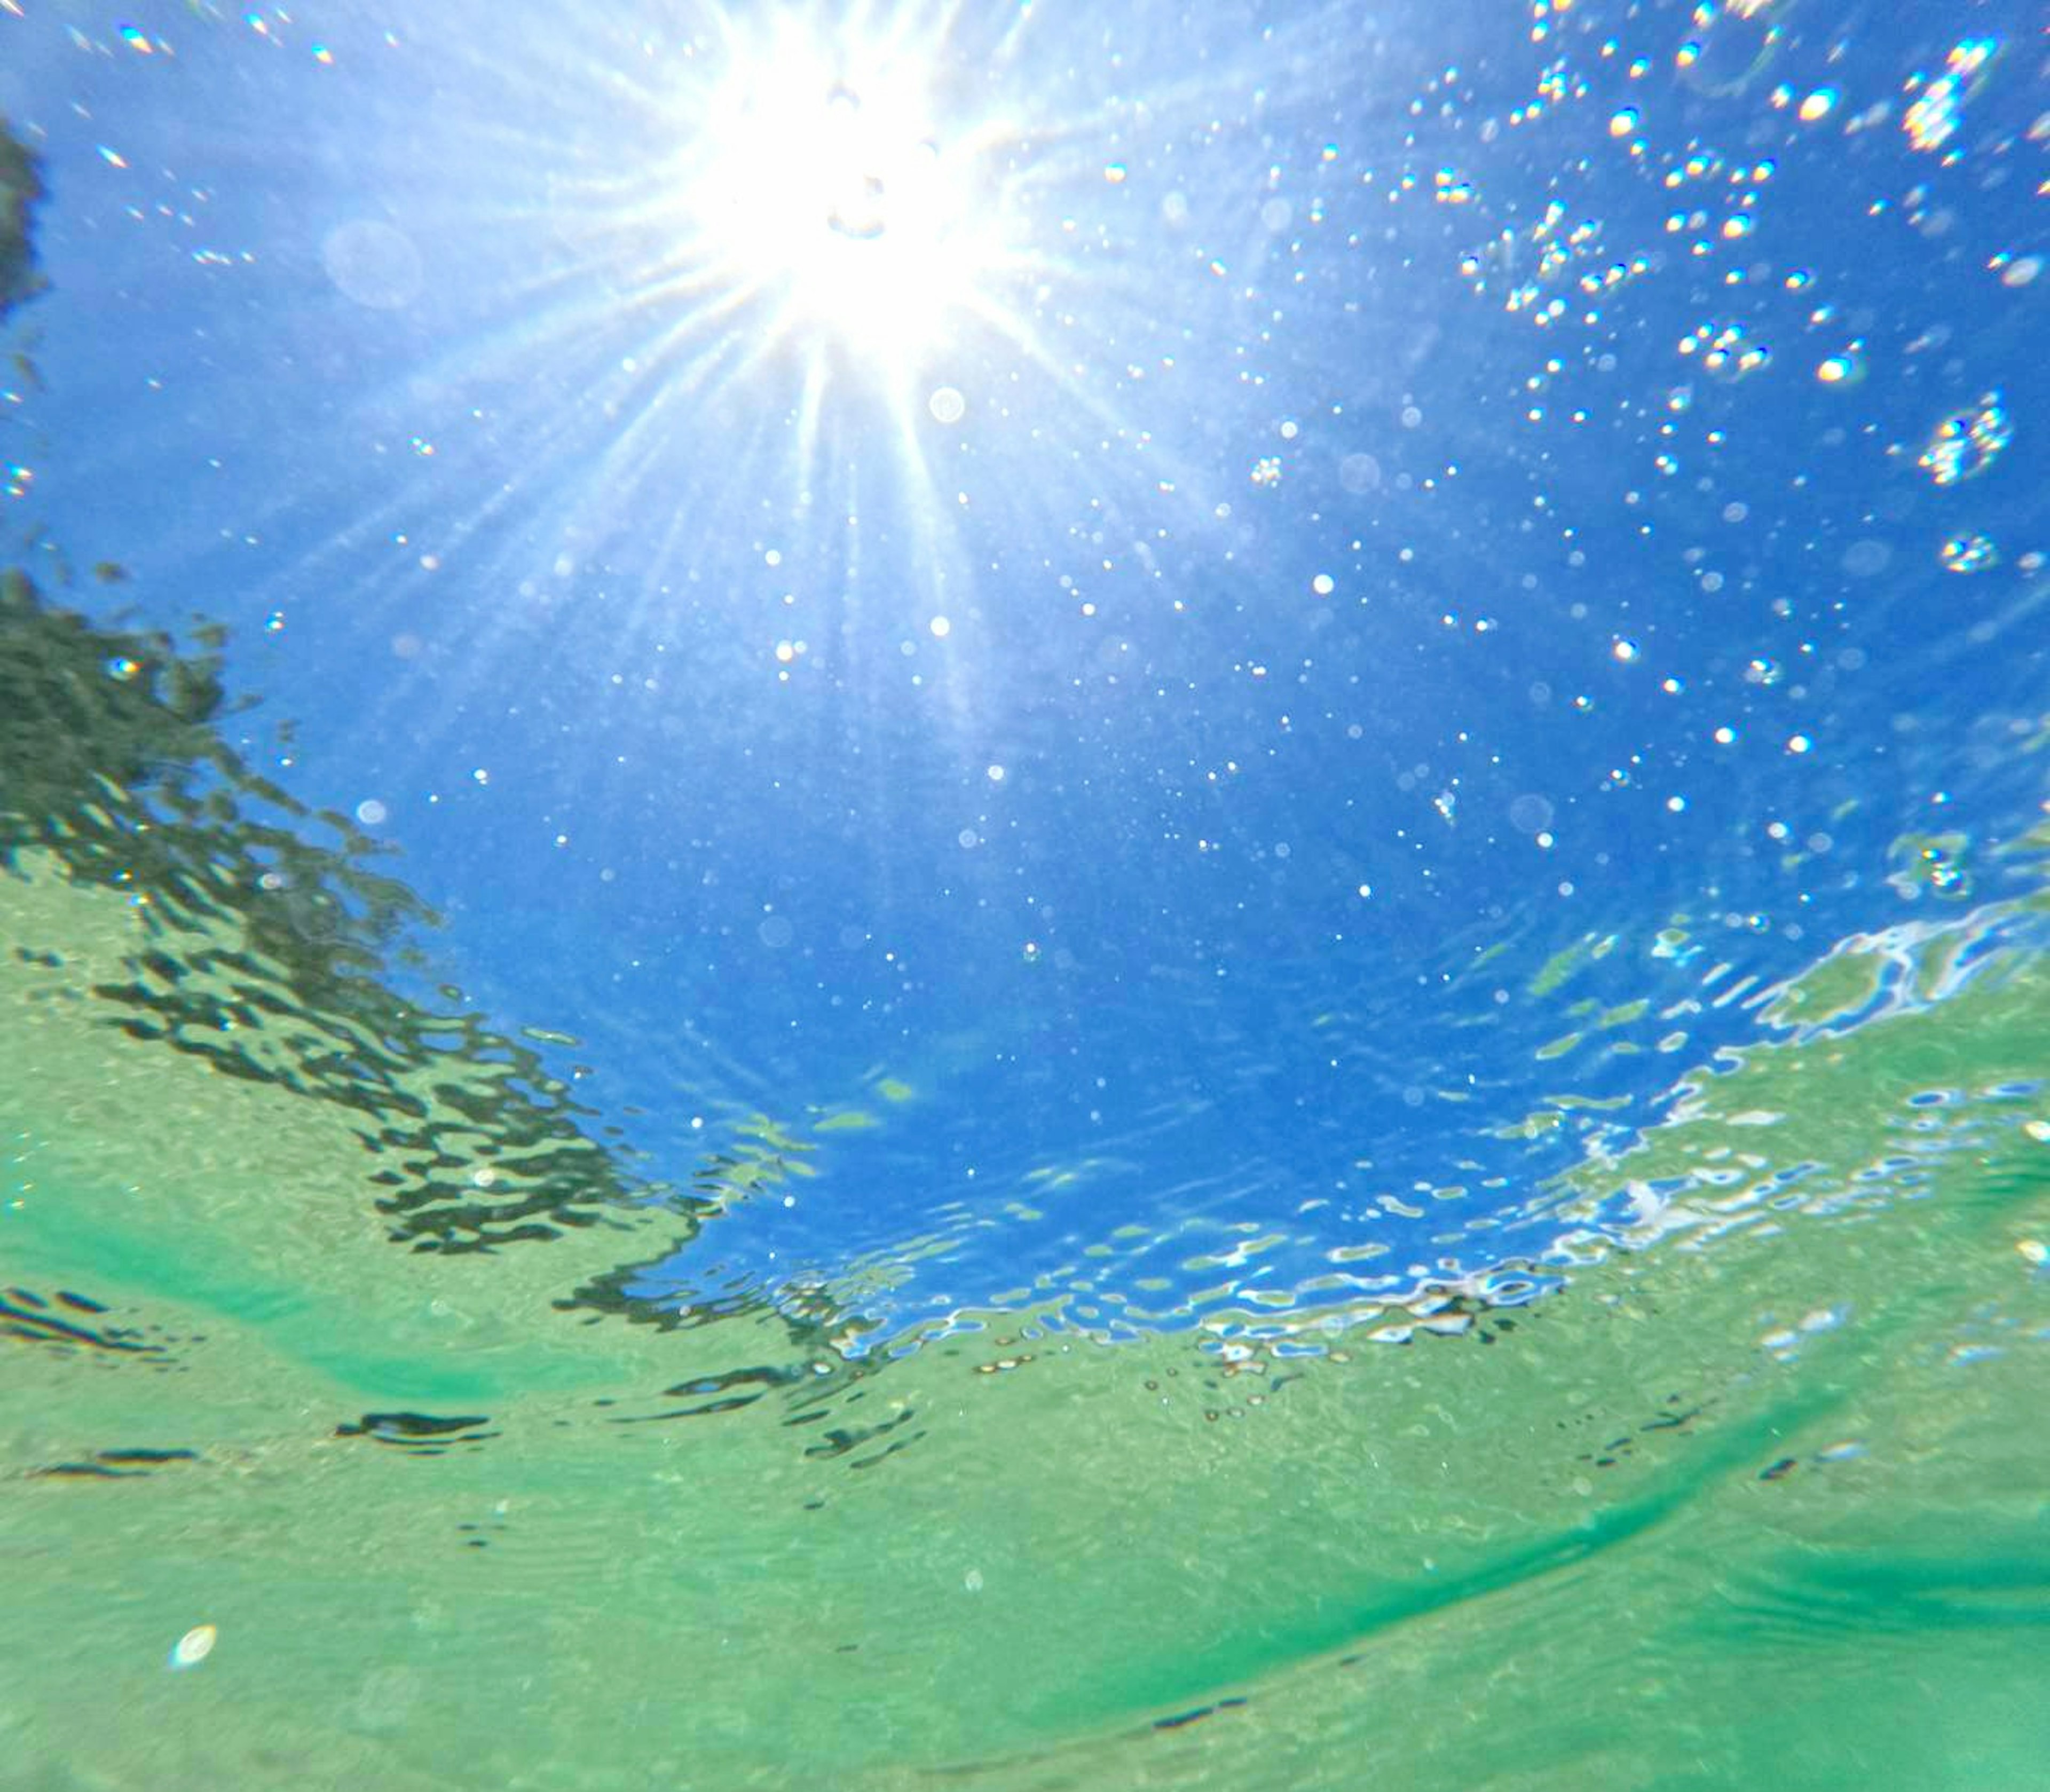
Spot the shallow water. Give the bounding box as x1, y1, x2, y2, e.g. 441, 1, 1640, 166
4, 1, 2049, 1786
7, 790, 2050, 1787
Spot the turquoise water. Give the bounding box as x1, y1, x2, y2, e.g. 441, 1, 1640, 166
7, 479, 2048, 1790
4, 2, 2049, 1785
7, 822, 2049, 1786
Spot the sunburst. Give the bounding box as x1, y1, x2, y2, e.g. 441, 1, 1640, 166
679, 14, 1014, 381
558, 3, 1042, 418
256, 0, 1362, 725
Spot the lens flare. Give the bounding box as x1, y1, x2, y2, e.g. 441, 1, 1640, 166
651, 12, 1018, 386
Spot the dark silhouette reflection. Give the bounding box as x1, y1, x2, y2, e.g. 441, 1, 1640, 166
2, 116, 913, 1478
0, 116, 44, 316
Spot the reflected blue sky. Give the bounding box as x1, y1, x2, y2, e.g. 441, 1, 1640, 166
4, 0, 2043, 1345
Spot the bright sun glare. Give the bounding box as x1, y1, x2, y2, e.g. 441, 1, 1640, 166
684, 18, 1007, 377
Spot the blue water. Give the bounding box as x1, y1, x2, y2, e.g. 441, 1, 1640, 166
4, 0, 2043, 1346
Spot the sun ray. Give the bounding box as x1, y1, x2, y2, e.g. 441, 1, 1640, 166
222, 0, 1421, 794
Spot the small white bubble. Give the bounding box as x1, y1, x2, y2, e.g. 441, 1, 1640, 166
355, 798, 387, 826
929, 615, 951, 638
169, 1624, 217, 1670
986, 764, 1005, 783
1312, 572, 1335, 596
928, 386, 966, 424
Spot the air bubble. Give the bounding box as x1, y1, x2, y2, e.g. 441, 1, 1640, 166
1509, 794, 1555, 834
1939, 532, 1999, 574
168, 1625, 217, 1671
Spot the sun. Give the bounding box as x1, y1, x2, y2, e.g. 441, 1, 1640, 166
665, 12, 1015, 384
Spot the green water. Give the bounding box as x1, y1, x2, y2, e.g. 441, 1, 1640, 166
6, 830, 2050, 1789
6, 105, 2050, 1792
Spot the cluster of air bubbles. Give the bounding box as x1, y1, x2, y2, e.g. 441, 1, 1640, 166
1888, 836, 1975, 902
1903, 38, 2000, 155
1680, 319, 1769, 381
1919, 392, 2011, 485
1939, 532, 2000, 575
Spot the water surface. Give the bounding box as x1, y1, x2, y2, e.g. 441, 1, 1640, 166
3, 1, 2047, 1785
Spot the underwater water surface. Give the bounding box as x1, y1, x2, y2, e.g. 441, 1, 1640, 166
2, 1, 2047, 1787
